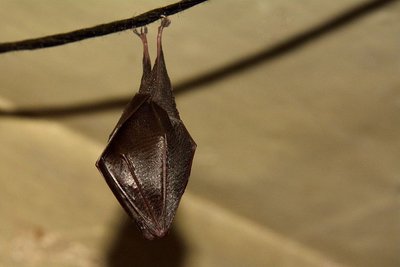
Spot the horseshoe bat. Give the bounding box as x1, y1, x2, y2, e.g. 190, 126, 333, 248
96, 17, 196, 240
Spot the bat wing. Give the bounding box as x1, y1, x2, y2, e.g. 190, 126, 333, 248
107, 93, 149, 141
96, 99, 196, 239
164, 118, 196, 228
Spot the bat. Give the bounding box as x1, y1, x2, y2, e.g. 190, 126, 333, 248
96, 17, 196, 240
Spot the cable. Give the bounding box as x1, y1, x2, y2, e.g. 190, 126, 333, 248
0, 0, 208, 54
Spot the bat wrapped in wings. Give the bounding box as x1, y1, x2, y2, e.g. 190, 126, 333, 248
96, 17, 196, 240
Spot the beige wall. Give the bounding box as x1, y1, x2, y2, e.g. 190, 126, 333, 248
0, 1, 399, 266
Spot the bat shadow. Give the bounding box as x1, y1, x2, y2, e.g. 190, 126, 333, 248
106, 216, 186, 267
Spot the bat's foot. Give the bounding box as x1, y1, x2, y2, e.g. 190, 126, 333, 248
160, 15, 171, 28
133, 26, 150, 71
133, 26, 149, 53
133, 26, 148, 38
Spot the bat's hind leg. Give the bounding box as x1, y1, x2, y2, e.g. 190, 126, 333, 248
157, 16, 170, 59
133, 26, 150, 65
133, 26, 151, 91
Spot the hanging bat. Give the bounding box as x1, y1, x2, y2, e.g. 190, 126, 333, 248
96, 17, 196, 240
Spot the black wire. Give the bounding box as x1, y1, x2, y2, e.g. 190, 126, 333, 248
0, 0, 208, 54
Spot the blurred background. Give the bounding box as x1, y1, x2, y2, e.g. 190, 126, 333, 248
0, 0, 399, 266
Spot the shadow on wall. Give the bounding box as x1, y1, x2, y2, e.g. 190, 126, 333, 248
106, 216, 186, 267
0, 0, 397, 118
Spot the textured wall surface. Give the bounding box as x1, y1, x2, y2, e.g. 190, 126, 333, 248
0, 1, 399, 266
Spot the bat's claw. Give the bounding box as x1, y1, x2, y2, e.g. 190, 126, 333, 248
133, 26, 148, 37
160, 15, 171, 28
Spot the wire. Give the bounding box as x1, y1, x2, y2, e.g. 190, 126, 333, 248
0, 0, 208, 54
